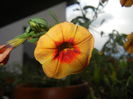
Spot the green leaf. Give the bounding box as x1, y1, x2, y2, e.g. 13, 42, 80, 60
71, 16, 84, 24
104, 75, 111, 86
73, 8, 80, 11
83, 5, 96, 12
93, 64, 101, 84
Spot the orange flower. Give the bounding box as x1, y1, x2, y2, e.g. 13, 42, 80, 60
34, 22, 94, 79
124, 32, 133, 53
120, 0, 133, 7
0, 37, 26, 66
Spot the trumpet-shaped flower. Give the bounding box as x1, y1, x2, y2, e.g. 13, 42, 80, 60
120, 0, 133, 7
34, 22, 94, 79
124, 32, 133, 53
0, 38, 26, 66
0, 45, 13, 66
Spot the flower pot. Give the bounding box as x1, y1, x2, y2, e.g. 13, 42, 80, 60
13, 82, 89, 99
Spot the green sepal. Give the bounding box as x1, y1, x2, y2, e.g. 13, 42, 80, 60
16, 33, 30, 39
29, 18, 49, 32
28, 38, 39, 43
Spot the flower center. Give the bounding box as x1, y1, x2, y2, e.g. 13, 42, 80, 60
53, 40, 80, 63
58, 42, 73, 51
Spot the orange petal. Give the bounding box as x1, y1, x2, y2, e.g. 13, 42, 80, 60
60, 22, 78, 41
54, 54, 90, 79
42, 58, 59, 78
120, 0, 133, 7
74, 25, 92, 44
124, 32, 133, 53
34, 48, 56, 64
36, 34, 56, 49
76, 33, 94, 63
45, 23, 64, 43
42, 51, 83, 79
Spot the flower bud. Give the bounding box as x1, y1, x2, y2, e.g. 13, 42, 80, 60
29, 18, 49, 32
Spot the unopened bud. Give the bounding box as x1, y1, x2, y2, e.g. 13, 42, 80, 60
29, 18, 49, 32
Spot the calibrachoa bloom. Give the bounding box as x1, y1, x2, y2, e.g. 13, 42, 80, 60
124, 32, 133, 53
120, 0, 133, 7
0, 38, 26, 66
34, 22, 94, 79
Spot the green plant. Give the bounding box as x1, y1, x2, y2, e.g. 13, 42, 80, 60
69, 1, 133, 98
0, 0, 133, 99
71, 0, 108, 28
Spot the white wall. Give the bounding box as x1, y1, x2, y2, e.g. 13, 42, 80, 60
0, 2, 66, 72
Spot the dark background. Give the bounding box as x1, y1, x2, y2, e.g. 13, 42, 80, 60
0, 0, 75, 28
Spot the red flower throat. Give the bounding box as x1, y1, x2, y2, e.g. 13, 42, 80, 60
53, 39, 80, 63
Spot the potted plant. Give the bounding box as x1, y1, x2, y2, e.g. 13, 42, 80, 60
10, 52, 90, 99
0, 0, 133, 99
0, 18, 93, 99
